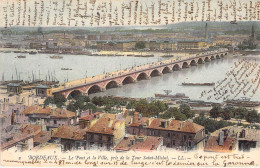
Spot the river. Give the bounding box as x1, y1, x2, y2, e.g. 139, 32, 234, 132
0, 52, 260, 102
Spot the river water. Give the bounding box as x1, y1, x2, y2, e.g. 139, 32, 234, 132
1, 52, 260, 102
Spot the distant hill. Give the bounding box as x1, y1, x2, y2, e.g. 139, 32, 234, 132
0, 21, 259, 35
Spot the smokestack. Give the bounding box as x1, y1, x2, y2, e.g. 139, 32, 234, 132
251, 24, 255, 40
205, 23, 208, 41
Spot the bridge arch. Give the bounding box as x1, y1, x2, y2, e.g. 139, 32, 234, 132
162, 66, 172, 74
122, 76, 135, 85
190, 60, 197, 66
87, 85, 102, 95
150, 69, 161, 77
105, 80, 119, 89
210, 55, 215, 60
67, 89, 83, 99
136, 72, 149, 81
204, 57, 210, 62
216, 55, 220, 59
198, 58, 204, 64
220, 54, 224, 58
172, 64, 181, 71
182, 62, 189, 68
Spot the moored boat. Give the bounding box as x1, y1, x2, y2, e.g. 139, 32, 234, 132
182, 82, 215, 86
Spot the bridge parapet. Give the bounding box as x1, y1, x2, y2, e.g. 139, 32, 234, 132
53, 50, 228, 97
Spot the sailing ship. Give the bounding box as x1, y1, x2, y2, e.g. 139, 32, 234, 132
16, 55, 26, 58
182, 82, 215, 86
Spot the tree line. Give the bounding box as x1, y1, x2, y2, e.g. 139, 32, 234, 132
209, 105, 260, 123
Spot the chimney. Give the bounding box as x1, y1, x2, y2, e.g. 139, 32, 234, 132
133, 112, 139, 124
130, 139, 135, 146
179, 122, 184, 129
89, 109, 92, 115
151, 145, 155, 150
218, 131, 224, 146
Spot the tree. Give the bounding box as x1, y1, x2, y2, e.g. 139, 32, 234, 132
222, 107, 233, 120
91, 96, 104, 106
234, 107, 248, 119
44, 97, 54, 106
53, 94, 67, 108
246, 110, 259, 123
209, 106, 222, 119
148, 103, 160, 117
179, 104, 193, 119
67, 101, 77, 112
135, 41, 145, 50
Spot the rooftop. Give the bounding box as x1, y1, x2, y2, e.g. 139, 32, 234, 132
79, 112, 103, 121
52, 125, 86, 140
35, 85, 50, 89
204, 136, 236, 153
22, 105, 75, 118
86, 117, 123, 135
147, 118, 204, 133
114, 135, 163, 152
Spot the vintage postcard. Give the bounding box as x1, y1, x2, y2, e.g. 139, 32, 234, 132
0, 0, 260, 167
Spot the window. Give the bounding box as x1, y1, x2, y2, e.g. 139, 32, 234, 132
172, 140, 175, 146
99, 135, 102, 140
133, 129, 136, 135
184, 135, 187, 141
108, 136, 111, 142
54, 120, 57, 124
98, 143, 103, 148
168, 133, 171, 138
188, 141, 192, 147
89, 134, 94, 140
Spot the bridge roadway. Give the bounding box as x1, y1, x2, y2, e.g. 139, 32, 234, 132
52, 49, 228, 98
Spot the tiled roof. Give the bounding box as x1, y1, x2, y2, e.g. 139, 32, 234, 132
114, 135, 163, 152
50, 108, 75, 118
1, 124, 42, 151
22, 106, 51, 115
101, 113, 117, 120
33, 131, 52, 144
86, 117, 122, 135
52, 126, 86, 140
22, 106, 75, 118
204, 136, 236, 153
79, 112, 103, 120
129, 117, 149, 127
147, 118, 204, 133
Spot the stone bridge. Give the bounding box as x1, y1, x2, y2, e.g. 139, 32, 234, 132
52, 51, 228, 98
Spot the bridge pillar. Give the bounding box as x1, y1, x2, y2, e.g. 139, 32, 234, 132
158, 72, 163, 76
118, 83, 123, 87
168, 70, 173, 73
101, 88, 106, 92
147, 76, 151, 79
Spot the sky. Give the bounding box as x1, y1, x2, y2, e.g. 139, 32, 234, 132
0, 0, 259, 28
